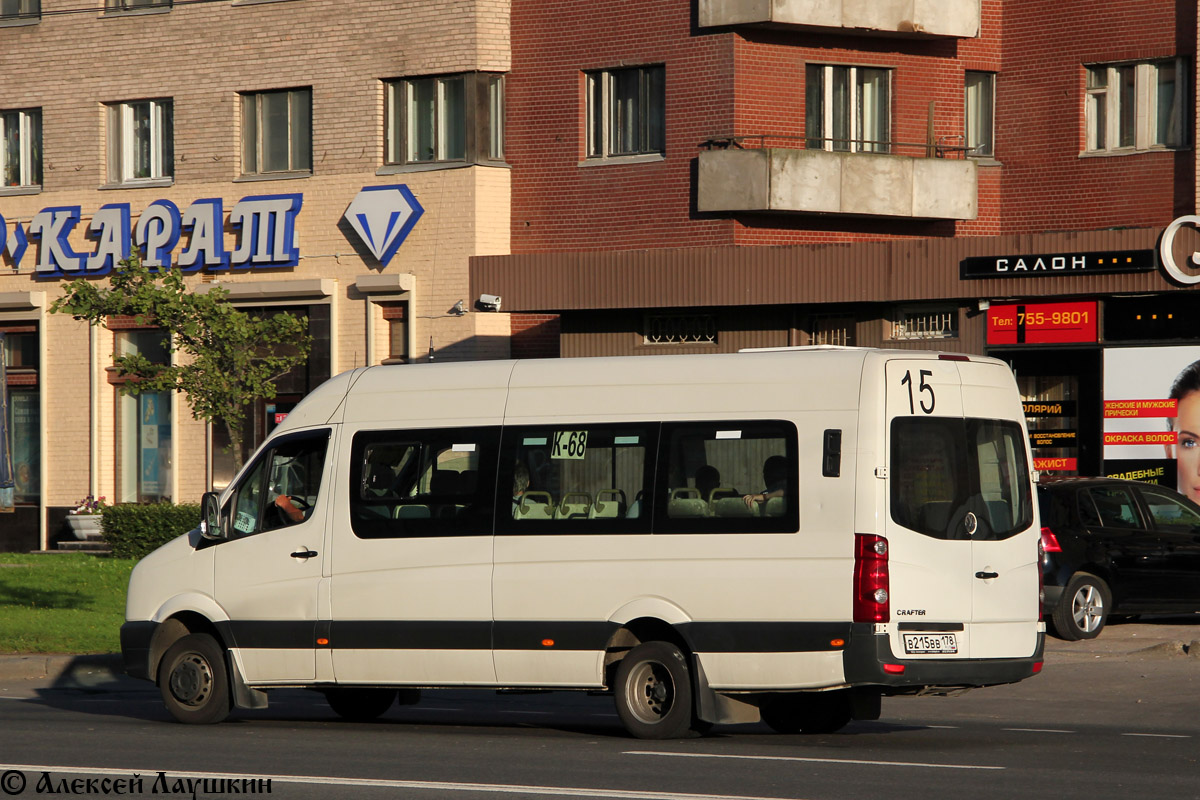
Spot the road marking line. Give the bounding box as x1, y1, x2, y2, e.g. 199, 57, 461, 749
0, 765, 801, 800
1121, 733, 1190, 739
1001, 728, 1074, 734
624, 751, 1003, 771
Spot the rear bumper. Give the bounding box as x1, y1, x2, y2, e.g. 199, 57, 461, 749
120, 620, 158, 682
842, 623, 1045, 691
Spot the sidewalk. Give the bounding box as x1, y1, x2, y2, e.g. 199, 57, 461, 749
1, 617, 1196, 685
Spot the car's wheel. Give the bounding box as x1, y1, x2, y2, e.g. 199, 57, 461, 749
760, 691, 853, 734
158, 633, 232, 725
614, 641, 695, 739
325, 688, 398, 721
1052, 573, 1111, 641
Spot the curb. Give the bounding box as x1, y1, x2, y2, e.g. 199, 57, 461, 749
0, 653, 124, 685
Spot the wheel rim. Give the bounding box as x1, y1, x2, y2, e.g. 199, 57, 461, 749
169, 652, 214, 707
1071, 584, 1104, 633
624, 660, 675, 725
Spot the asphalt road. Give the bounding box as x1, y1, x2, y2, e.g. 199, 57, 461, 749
0, 618, 1197, 800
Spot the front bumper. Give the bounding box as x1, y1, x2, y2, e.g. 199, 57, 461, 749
119, 620, 158, 682
842, 623, 1045, 691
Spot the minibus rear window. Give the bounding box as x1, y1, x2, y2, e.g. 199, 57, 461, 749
890, 417, 1032, 541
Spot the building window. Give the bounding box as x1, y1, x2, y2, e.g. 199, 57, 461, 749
381, 302, 408, 364
1086, 59, 1186, 153
643, 313, 716, 345
114, 330, 172, 504
1, 109, 41, 188
965, 71, 994, 158
104, 0, 171, 9
806, 64, 890, 153
890, 307, 959, 340
585, 65, 665, 159
0, 0, 39, 20
2, 325, 39, 505
385, 73, 505, 166
812, 315, 855, 346
107, 99, 173, 184
241, 88, 312, 176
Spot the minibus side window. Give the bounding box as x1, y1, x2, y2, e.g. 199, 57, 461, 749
655, 420, 799, 535
227, 430, 330, 537
349, 427, 500, 539
496, 423, 656, 535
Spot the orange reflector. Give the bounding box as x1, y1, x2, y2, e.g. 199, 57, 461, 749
316, 638, 329, 646
830, 639, 845, 648
541, 639, 555, 647
1032, 661, 1044, 674
883, 663, 906, 674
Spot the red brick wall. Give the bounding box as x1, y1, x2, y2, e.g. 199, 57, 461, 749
510, 313, 562, 359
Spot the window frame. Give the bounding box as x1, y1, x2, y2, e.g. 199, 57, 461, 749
806, 63, 891, 154
107, 99, 173, 185
224, 429, 331, 539
1084, 58, 1187, 154
240, 88, 312, 177
0, 0, 39, 21
1, 108, 41, 189
103, 0, 171, 11
384, 72, 506, 168
584, 64, 666, 160
964, 71, 995, 158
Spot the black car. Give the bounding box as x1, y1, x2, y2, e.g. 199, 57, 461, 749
1038, 477, 1200, 640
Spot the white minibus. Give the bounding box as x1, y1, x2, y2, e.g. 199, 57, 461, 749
121, 347, 1044, 737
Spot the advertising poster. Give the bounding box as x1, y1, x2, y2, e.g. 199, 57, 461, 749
1103, 345, 1200, 500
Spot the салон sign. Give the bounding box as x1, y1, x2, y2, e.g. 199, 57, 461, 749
0, 193, 302, 277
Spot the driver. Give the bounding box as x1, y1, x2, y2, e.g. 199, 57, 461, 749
274, 494, 306, 524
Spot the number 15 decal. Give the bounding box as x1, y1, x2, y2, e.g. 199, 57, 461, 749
900, 369, 936, 414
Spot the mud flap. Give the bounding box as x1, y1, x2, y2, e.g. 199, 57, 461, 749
226, 651, 269, 711
692, 656, 759, 725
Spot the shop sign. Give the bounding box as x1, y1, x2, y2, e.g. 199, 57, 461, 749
1, 194, 302, 277
1029, 429, 1077, 449
1034, 457, 1077, 472
987, 301, 1098, 345
1159, 215, 1200, 285
960, 250, 1154, 279
1023, 400, 1077, 417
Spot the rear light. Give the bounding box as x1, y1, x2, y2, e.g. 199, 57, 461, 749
854, 534, 890, 623
1037, 535, 1046, 621
1039, 527, 1062, 553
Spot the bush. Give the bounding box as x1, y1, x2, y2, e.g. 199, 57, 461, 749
102, 503, 202, 560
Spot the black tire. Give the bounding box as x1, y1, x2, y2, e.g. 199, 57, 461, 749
614, 642, 695, 739
760, 691, 853, 734
158, 633, 231, 725
1051, 573, 1111, 641
325, 688, 398, 721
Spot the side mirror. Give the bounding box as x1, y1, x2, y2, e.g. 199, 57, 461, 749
200, 491, 225, 540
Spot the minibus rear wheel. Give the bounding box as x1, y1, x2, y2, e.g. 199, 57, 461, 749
158, 633, 232, 725
614, 641, 694, 739
324, 688, 398, 721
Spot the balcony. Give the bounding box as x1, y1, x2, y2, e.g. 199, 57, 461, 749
698, 0, 980, 39
697, 136, 977, 221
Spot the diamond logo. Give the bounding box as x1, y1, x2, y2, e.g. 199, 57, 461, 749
344, 185, 425, 268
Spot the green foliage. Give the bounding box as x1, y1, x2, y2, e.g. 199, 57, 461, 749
48, 250, 310, 466
0, 554, 135, 654
102, 502, 202, 560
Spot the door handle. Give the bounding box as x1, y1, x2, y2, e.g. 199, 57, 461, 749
291, 548, 318, 559
975, 571, 999, 580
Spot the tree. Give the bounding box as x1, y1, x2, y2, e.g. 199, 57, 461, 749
50, 252, 311, 471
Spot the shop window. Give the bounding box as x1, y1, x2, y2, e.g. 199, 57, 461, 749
0, 0, 39, 20
643, 313, 716, 346
891, 307, 959, 340
385, 73, 505, 166
107, 99, 173, 184
1085, 58, 1186, 153
114, 330, 172, 504
806, 64, 890, 153
2, 326, 39, 505
965, 71, 994, 158
586, 65, 665, 159
241, 88, 312, 176
812, 315, 855, 346
1, 108, 41, 188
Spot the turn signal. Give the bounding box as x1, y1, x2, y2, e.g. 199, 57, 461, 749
541, 639, 555, 647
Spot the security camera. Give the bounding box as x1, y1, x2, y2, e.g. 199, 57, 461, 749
476, 293, 502, 312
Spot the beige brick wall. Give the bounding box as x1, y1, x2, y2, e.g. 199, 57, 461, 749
0, 0, 511, 541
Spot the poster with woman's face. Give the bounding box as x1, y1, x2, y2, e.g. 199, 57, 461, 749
1103, 345, 1200, 501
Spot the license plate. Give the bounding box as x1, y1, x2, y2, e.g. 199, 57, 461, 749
903, 633, 958, 655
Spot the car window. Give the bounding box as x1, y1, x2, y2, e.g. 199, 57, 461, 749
1086, 486, 1141, 529
1076, 490, 1102, 527
1139, 485, 1200, 532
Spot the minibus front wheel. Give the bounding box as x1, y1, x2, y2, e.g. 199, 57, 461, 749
614, 641, 695, 739
158, 633, 232, 724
